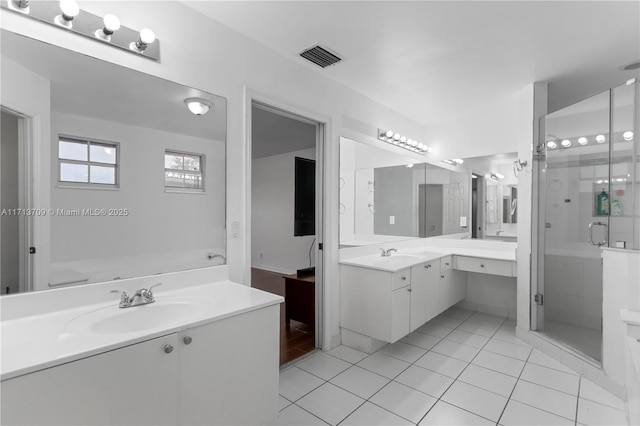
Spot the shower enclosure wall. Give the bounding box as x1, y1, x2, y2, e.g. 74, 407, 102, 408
533, 79, 639, 363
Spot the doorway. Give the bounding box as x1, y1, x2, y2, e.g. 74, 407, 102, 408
1, 107, 32, 295
248, 101, 324, 365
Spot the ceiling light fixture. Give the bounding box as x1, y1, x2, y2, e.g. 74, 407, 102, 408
442, 159, 464, 166
95, 13, 120, 42
561, 139, 572, 148
596, 134, 606, 143
490, 172, 504, 180
185, 98, 213, 116
378, 129, 429, 154
578, 137, 588, 145
546, 141, 557, 149
623, 131, 634, 141
54, 0, 79, 28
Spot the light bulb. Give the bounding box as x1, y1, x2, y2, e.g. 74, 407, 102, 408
546, 141, 557, 149
578, 137, 588, 145
393, 133, 400, 141
596, 134, 606, 143
385, 130, 393, 138
561, 139, 572, 147
411, 140, 418, 147
140, 28, 155, 44
103, 14, 120, 32
427, 147, 433, 153
399, 136, 407, 143
623, 131, 634, 141
60, 0, 79, 18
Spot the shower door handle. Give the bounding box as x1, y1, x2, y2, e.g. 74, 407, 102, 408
588, 221, 608, 247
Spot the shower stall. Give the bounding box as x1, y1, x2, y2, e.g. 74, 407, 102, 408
533, 79, 639, 363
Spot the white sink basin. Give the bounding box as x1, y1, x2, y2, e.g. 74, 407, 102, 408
371, 254, 425, 267
66, 297, 212, 335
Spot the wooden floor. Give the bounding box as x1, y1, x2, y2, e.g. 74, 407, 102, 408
251, 268, 315, 365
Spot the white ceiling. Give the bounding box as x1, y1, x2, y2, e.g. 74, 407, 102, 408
184, 1, 640, 126
251, 105, 316, 159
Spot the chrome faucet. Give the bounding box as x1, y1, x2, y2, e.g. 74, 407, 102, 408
111, 283, 162, 308
496, 230, 504, 235
380, 248, 397, 257
208, 253, 227, 264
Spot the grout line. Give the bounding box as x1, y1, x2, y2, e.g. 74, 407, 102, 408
575, 376, 581, 426
496, 343, 532, 425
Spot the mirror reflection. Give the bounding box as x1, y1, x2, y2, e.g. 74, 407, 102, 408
339, 137, 470, 248
0, 31, 227, 294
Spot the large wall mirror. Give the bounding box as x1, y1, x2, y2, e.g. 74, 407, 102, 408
1, 31, 227, 294
339, 137, 470, 248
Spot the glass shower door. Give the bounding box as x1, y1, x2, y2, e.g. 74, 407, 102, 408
538, 90, 611, 362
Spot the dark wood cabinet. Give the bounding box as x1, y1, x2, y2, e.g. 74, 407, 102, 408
283, 273, 315, 333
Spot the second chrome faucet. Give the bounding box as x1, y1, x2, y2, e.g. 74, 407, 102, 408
380, 248, 397, 257
111, 283, 162, 308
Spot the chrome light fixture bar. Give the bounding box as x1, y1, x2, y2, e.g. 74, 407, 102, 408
546, 130, 633, 150
378, 129, 431, 154
441, 158, 464, 166
1, 0, 160, 62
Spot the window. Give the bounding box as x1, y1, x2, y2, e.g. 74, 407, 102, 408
164, 150, 204, 191
58, 136, 118, 186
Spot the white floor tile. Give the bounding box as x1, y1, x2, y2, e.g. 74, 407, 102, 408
275, 404, 328, 425
527, 349, 577, 375
510, 380, 577, 421
340, 402, 412, 426
431, 315, 464, 329
296, 383, 364, 426
327, 345, 369, 364
499, 399, 574, 426
431, 339, 480, 362
493, 328, 530, 347
457, 321, 499, 337
279, 367, 325, 402
457, 364, 517, 397
445, 329, 490, 348
379, 341, 427, 363
501, 319, 517, 330
419, 401, 494, 425
467, 312, 506, 327
394, 365, 455, 398
357, 352, 411, 379
401, 331, 441, 350
370, 381, 438, 423
579, 378, 626, 411
442, 307, 474, 320
296, 352, 352, 381
279, 395, 292, 411
416, 322, 454, 338
415, 350, 469, 378
484, 339, 532, 361
520, 363, 579, 395
472, 350, 526, 377
329, 366, 389, 399
441, 381, 508, 422
577, 398, 628, 426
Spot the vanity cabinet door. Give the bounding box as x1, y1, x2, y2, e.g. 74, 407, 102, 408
439, 269, 467, 311
410, 261, 440, 330
390, 285, 411, 342
0, 334, 179, 426
176, 305, 280, 425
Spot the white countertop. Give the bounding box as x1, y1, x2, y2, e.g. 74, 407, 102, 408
0, 281, 283, 381
340, 245, 516, 272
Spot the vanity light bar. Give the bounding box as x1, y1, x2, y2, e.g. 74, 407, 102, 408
1, 0, 160, 61
490, 172, 504, 180
441, 158, 464, 166
378, 129, 431, 154
546, 130, 634, 150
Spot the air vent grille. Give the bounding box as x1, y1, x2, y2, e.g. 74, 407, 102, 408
299, 45, 342, 68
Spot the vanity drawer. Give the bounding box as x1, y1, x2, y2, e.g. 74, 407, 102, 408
392, 269, 411, 290
455, 256, 514, 277
440, 256, 453, 272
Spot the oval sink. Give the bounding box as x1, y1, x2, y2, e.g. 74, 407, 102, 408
372, 254, 424, 267
66, 297, 212, 335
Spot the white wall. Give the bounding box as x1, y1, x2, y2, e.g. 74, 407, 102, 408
1, 111, 19, 294
251, 148, 316, 274
0, 56, 51, 291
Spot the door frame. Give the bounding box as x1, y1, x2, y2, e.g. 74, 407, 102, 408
1, 106, 35, 293
244, 89, 329, 349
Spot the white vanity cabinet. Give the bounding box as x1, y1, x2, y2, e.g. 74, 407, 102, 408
410, 259, 440, 327
1, 305, 280, 426
454, 255, 515, 277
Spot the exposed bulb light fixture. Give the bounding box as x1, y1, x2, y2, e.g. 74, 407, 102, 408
442, 158, 464, 166
95, 14, 121, 42
623, 131, 634, 141
406, 164, 415, 168
578, 137, 588, 145
185, 98, 213, 116
546, 141, 557, 149
596, 134, 606, 144
490, 172, 504, 180
130, 28, 155, 53
8, 0, 30, 14
377, 129, 429, 154
561, 139, 572, 148
54, 0, 79, 28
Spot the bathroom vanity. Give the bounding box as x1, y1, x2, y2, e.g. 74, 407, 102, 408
0, 272, 283, 425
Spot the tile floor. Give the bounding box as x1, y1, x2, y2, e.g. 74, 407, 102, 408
275, 308, 628, 426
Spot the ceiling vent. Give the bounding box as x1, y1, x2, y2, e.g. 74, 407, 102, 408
299, 44, 342, 68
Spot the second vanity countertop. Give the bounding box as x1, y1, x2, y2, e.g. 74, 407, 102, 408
0, 281, 283, 381
340, 245, 516, 272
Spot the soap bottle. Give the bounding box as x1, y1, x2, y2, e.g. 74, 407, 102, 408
597, 188, 609, 216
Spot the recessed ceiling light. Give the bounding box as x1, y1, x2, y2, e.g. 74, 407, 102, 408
561, 139, 572, 147
623, 131, 634, 141
578, 137, 588, 145
596, 134, 606, 143
546, 141, 557, 149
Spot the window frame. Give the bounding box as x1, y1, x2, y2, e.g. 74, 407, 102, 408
57, 135, 120, 189
164, 149, 206, 193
